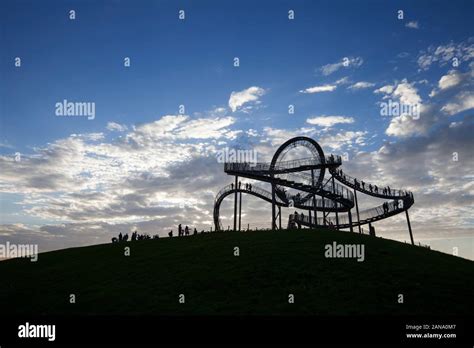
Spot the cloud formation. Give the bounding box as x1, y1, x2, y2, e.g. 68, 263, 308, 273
306, 116, 355, 128
228, 86, 266, 112
320, 56, 364, 76
300, 84, 337, 94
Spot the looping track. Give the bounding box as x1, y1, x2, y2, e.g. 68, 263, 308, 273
214, 136, 415, 243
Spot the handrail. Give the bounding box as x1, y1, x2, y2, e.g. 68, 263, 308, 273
331, 168, 413, 199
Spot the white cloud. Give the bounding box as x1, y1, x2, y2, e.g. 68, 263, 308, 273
375, 79, 429, 137
335, 77, 350, 85
374, 85, 395, 95
417, 40, 474, 70
228, 86, 266, 112
306, 116, 355, 128
320, 56, 364, 76
319, 131, 367, 150
439, 71, 463, 90
107, 122, 128, 132
430, 70, 469, 97
348, 81, 375, 90
441, 91, 474, 115
300, 84, 337, 94
405, 21, 419, 29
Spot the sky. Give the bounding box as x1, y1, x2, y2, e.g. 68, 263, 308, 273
1, 0, 473, 260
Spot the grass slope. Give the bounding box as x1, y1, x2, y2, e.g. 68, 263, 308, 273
1, 228, 473, 315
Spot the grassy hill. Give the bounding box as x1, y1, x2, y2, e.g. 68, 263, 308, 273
0, 228, 472, 315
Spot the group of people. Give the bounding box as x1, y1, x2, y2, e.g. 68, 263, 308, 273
382, 202, 391, 214
230, 181, 253, 191
112, 230, 159, 243
112, 225, 207, 242
335, 169, 413, 199
168, 224, 200, 237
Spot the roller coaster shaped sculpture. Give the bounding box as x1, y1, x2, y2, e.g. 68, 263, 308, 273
214, 136, 415, 244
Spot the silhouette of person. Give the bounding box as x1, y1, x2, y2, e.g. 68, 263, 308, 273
194, 228, 197, 235
168, 230, 173, 237
124, 233, 129, 241
374, 185, 378, 193
178, 224, 182, 237
239, 181, 241, 189
119, 232, 123, 242
231, 183, 234, 190
185, 225, 189, 236
369, 184, 373, 192
361, 181, 365, 190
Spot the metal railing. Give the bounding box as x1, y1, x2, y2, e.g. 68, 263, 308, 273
331, 168, 412, 198
224, 155, 342, 174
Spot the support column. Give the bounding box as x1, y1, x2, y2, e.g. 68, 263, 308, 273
332, 176, 339, 230
348, 210, 353, 233
233, 176, 238, 231
239, 191, 242, 231
311, 169, 318, 227
354, 188, 361, 234
271, 183, 276, 231
406, 210, 414, 245
322, 198, 326, 226
278, 206, 282, 230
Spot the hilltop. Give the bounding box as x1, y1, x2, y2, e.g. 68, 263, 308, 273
0, 228, 472, 315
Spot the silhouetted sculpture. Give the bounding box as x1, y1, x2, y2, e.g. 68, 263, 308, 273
214, 136, 415, 245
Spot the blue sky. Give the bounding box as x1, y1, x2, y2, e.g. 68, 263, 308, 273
1, 0, 473, 259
